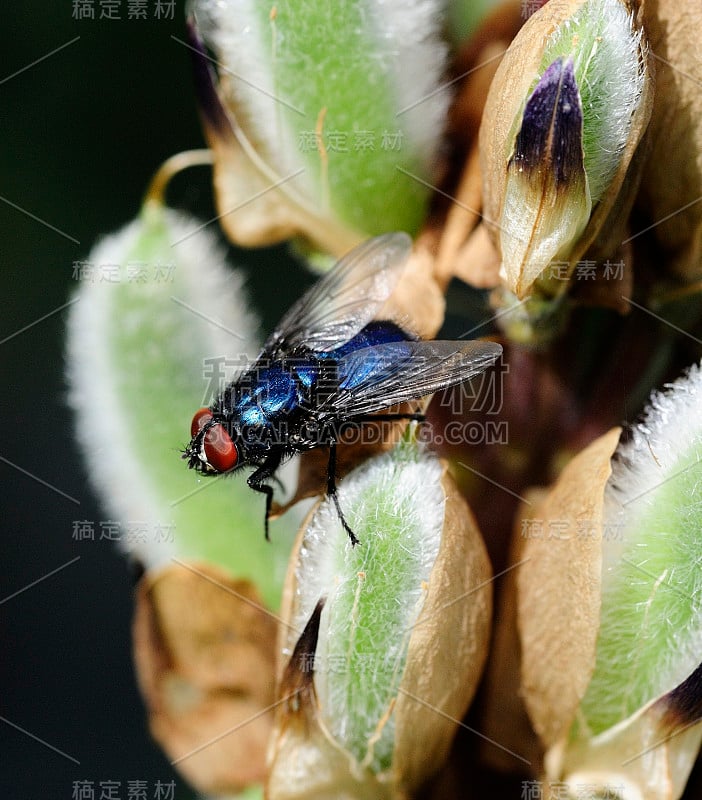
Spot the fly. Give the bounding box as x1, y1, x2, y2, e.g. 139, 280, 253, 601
183, 232, 502, 544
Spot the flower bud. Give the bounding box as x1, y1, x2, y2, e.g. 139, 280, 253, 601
267, 432, 492, 798
639, 0, 702, 282
188, 0, 450, 257
517, 362, 702, 798
66, 200, 297, 602
480, 0, 652, 300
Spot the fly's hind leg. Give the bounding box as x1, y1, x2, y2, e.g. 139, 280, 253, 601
327, 441, 360, 547
248, 449, 283, 541
325, 412, 425, 547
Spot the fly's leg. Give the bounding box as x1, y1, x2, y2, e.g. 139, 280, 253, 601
326, 413, 425, 546
327, 441, 360, 547
247, 477, 274, 541
248, 449, 283, 541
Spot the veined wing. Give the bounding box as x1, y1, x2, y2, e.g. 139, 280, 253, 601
320, 340, 503, 418
263, 232, 412, 356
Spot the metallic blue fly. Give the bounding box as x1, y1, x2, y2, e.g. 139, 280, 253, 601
183, 233, 502, 544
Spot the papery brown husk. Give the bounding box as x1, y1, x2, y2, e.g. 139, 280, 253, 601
552, 689, 702, 800
188, 17, 361, 258
517, 427, 621, 749
392, 469, 492, 795
479, 0, 654, 299
448, 221, 503, 291
266, 700, 394, 800
446, 1, 525, 148
132, 561, 278, 794
205, 115, 361, 258
270, 463, 492, 799
638, 0, 702, 283
479, 488, 547, 775
380, 242, 445, 340
425, 2, 524, 291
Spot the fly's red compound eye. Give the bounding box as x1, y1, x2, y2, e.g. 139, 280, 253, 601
203, 423, 238, 472
190, 407, 213, 438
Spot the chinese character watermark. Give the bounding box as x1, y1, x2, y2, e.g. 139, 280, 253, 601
71, 520, 176, 544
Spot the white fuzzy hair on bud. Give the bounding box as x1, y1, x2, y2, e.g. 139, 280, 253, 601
290, 439, 445, 772
191, 0, 449, 187
65, 208, 258, 569
581, 363, 702, 735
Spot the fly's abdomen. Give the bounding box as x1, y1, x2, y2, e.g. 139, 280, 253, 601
326, 320, 411, 358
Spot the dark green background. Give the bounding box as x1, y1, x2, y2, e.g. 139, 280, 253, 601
0, 4, 305, 797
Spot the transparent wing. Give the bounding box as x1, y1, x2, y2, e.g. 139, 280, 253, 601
321, 340, 503, 418
263, 232, 412, 355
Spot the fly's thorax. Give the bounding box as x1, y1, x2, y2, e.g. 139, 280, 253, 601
209, 321, 411, 439
222, 354, 338, 428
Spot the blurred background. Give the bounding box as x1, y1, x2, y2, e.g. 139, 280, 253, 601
0, 4, 305, 797
8, 4, 702, 800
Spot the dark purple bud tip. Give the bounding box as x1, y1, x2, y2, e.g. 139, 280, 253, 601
186, 15, 230, 139
281, 598, 325, 707
511, 57, 584, 185
661, 660, 702, 732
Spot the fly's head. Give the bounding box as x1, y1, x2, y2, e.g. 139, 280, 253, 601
183, 407, 243, 476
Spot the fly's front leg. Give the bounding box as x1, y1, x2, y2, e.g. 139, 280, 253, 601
327, 441, 360, 547
248, 478, 274, 541
248, 449, 283, 541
